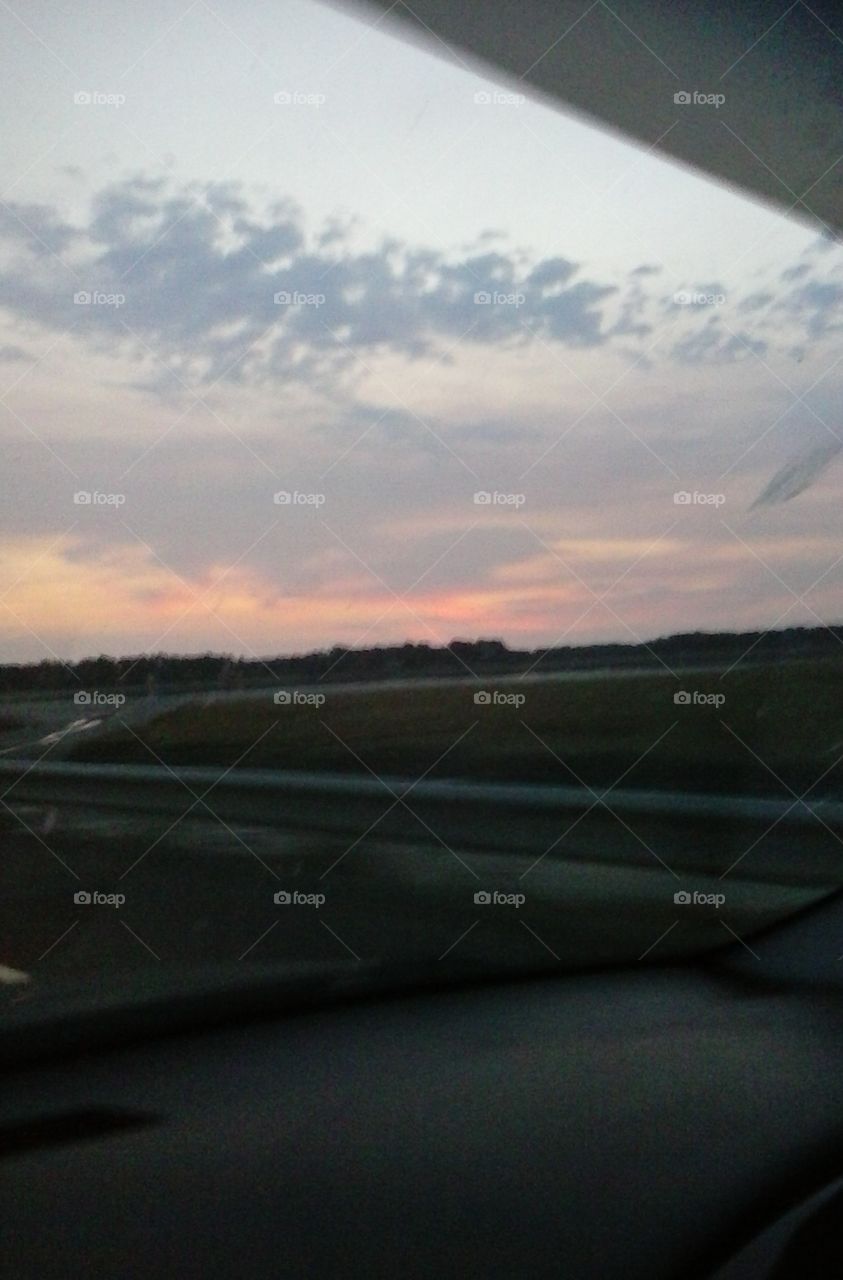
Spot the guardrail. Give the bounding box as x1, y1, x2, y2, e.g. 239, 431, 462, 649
2, 759, 843, 883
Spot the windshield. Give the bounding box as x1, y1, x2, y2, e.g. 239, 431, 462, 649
1, 0, 842, 1018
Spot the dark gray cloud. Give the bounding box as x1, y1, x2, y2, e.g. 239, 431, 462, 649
738, 291, 774, 313
670, 318, 767, 365
0, 177, 627, 392
0, 202, 77, 256
1, 175, 841, 393
781, 263, 810, 282
779, 280, 843, 340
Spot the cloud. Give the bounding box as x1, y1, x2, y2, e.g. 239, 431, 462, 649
2, 172, 842, 408
738, 291, 774, 313
671, 319, 767, 365
781, 263, 810, 282
0, 176, 635, 395
779, 280, 843, 340
0, 202, 77, 257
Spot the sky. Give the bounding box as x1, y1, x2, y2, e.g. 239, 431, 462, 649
0, 0, 841, 664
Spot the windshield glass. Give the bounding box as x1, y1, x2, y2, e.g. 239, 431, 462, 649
1, 0, 842, 1016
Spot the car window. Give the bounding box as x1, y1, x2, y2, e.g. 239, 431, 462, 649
1, 0, 841, 1008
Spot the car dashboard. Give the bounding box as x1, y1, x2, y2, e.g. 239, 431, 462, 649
4, 891, 843, 1279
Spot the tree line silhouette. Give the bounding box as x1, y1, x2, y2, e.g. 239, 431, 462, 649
1, 625, 840, 696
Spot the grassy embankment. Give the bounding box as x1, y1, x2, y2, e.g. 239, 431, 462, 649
65, 656, 843, 797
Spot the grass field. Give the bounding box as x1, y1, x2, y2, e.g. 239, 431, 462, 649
65, 657, 843, 797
